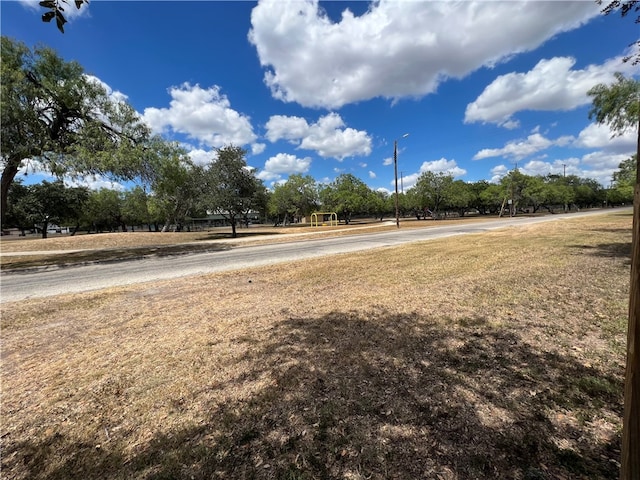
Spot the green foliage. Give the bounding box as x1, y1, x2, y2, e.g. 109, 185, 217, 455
319, 174, 372, 223
202, 146, 264, 237
1, 36, 151, 228
84, 188, 124, 233
268, 174, 318, 225
411, 171, 455, 215
609, 154, 637, 204
6, 179, 88, 237
613, 154, 638, 187
122, 187, 150, 231
145, 142, 203, 231
588, 73, 640, 136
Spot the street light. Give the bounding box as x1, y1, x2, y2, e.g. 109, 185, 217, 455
394, 133, 409, 228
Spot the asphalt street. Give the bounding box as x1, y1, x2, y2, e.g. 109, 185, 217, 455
0, 209, 624, 303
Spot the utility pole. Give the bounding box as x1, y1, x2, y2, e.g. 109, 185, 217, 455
394, 140, 400, 228
393, 134, 409, 228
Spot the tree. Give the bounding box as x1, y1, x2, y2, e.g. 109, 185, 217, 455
7, 180, 88, 238
445, 180, 474, 217
202, 146, 263, 238
122, 186, 150, 232
614, 155, 638, 187
468, 180, 492, 215
319, 174, 372, 224
1, 36, 151, 229
411, 171, 454, 218
40, 0, 88, 33
142, 141, 203, 232
84, 188, 124, 233
268, 174, 318, 226
589, 72, 640, 479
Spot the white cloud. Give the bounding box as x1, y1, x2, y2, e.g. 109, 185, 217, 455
251, 143, 267, 155
574, 122, 637, 153
489, 164, 510, 183
187, 148, 215, 167
143, 83, 258, 150
420, 158, 467, 177
65, 175, 126, 192
84, 75, 129, 103
473, 133, 574, 161
519, 158, 580, 178
368, 171, 376, 179
398, 157, 466, 190
465, 54, 638, 127
382, 157, 393, 166
257, 152, 312, 182
265, 112, 372, 159
249, 0, 599, 108
265, 115, 310, 143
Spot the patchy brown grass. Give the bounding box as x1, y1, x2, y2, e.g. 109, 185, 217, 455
0, 211, 632, 479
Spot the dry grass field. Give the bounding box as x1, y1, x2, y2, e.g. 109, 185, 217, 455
0, 211, 632, 479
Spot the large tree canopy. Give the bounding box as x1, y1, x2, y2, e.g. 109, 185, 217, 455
201, 146, 264, 238
0, 36, 151, 228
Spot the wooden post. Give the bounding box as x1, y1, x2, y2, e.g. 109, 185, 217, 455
620, 114, 640, 480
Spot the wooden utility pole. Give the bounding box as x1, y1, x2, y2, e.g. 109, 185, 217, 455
620, 112, 640, 480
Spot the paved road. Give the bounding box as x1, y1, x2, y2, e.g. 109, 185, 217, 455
0, 210, 624, 303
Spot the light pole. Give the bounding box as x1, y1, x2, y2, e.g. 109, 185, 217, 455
394, 133, 409, 228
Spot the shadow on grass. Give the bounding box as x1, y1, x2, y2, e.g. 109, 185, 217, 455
5, 310, 622, 479
0, 243, 233, 271
571, 242, 632, 263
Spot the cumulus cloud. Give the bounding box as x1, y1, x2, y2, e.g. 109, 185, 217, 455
84, 75, 129, 103
257, 153, 312, 183
473, 133, 574, 161
519, 158, 580, 178
574, 122, 637, 153
489, 164, 510, 183
265, 112, 372, 159
143, 83, 258, 150
249, 0, 599, 109
187, 148, 216, 167
398, 157, 466, 190
465, 54, 638, 127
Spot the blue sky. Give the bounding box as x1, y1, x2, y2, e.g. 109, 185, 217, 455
2, 0, 639, 193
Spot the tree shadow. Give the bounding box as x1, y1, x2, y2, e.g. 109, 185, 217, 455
5, 309, 622, 479
571, 242, 631, 263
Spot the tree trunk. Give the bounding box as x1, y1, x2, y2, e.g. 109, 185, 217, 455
1, 156, 22, 229
620, 117, 640, 480
231, 218, 237, 238
41, 219, 48, 239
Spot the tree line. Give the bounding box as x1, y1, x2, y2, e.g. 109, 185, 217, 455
5, 156, 634, 238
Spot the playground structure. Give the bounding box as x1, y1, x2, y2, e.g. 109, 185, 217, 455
310, 212, 338, 227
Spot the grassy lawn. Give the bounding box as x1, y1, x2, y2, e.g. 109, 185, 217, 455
0, 211, 632, 479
